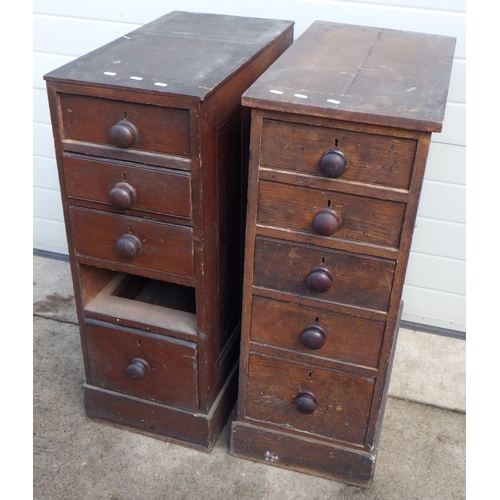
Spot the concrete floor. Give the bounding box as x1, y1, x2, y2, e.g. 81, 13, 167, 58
33, 254, 466, 499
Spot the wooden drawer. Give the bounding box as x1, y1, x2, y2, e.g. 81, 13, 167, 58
250, 296, 384, 369
260, 119, 417, 189
70, 207, 194, 279
59, 93, 191, 159
253, 237, 395, 312
85, 320, 198, 410
245, 353, 374, 446
63, 154, 192, 220
257, 180, 406, 248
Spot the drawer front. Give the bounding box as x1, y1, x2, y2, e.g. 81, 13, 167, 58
85, 321, 198, 410
250, 296, 385, 368
260, 119, 417, 189
246, 353, 374, 445
254, 237, 395, 312
70, 207, 194, 278
257, 180, 406, 248
63, 154, 192, 220
59, 93, 191, 158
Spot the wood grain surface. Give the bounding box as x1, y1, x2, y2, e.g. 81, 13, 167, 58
243, 22, 455, 131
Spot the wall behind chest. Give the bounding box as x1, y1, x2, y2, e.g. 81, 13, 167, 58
33, 0, 465, 332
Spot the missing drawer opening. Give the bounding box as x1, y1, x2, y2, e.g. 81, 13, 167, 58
113, 274, 196, 314
83, 270, 197, 337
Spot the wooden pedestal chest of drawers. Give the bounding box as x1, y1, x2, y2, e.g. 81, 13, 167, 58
44, 11, 293, 451
230, 22, 455, 484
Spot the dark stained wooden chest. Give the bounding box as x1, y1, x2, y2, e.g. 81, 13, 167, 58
230, 21, 455, 484
44, 11, 294, 451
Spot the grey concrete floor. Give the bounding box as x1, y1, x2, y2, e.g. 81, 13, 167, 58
33, 254, 466, 499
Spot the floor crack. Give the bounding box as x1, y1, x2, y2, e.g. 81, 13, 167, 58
33, 313, 79, 326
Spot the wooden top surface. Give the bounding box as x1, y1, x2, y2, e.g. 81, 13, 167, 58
44, 11, 293, 100
242, 22, 456, 132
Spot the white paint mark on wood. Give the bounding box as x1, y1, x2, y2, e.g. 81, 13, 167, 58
264, 451, 279, 462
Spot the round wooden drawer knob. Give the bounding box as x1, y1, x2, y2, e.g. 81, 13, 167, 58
301, 325, 326, 350
109, 182, 137, 209
306, 266, 333, 293
294, 391, 318, 414
126, 358, 150, 381
109, 120, 138, 148
313, 208, 341, 236
319, 149, 347, 178
115, 234, 142, 259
